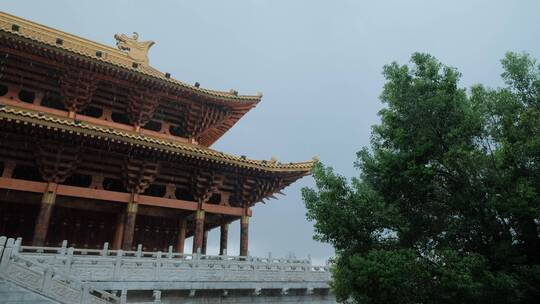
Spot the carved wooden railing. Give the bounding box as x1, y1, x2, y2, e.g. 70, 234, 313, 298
0, 236, 120, 304
15, 239, 331, 286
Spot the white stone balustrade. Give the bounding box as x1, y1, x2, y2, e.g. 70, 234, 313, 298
14, 239, 331, 292
0, 236, 120, 304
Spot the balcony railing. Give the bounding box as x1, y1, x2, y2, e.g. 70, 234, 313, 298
15, 239, 331, 286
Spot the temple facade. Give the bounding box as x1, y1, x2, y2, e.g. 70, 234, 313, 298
0, 11, 315, 256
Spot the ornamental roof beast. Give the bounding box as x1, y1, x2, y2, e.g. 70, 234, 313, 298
114, 32, 154, 65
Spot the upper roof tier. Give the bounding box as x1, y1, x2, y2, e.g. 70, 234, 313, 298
0, 11, 262, 146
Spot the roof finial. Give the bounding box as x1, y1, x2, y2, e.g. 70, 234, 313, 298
114, 32, 155, 65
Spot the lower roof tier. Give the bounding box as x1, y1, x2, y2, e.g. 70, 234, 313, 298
0, 103, 315, 209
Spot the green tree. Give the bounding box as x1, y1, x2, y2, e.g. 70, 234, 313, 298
302, 52, 540, 304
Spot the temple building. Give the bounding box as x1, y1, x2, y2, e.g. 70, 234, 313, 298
0, 11, 315, 255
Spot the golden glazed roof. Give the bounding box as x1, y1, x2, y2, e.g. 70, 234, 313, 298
0, 104, 316, 173
0, 11, 262, 103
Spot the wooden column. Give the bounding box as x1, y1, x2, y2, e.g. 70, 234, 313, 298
112, 212, 125, 250
192, 209, 205, 253
121, 194, 138, 250
32, 182, 58, 246
122, 158, 159, 251
220, 222, 228, 255
240, 214, 249, 257
176, 218, 187, 253
201, 229, 208, 254
32, 141, 81, 247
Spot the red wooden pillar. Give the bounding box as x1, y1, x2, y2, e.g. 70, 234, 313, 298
192, 209, 205, 253
176, 218, 187, 253
112, 212, 125, 250
121, 193, 138, 250
240, 214, 249, 257
220, 222, 229, 255
201, 229, 208, 254
33, 182, 58, 246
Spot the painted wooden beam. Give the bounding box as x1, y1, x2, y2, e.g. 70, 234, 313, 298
0, 177, 243, 216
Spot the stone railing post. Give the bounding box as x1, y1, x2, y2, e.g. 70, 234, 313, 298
120, 289, 127, 304
136, 244, 142, 258
114, 250, 123, 280
65, 247, 74, 274
80, 283, 90, 304
14, 237, 22, 253
0, 238, 14, 272
41, 266, 53, 295
0, 236, 6, 258
279, 260, 286, 282
153, 290, 161, 304
101, 242, 109, 256
305, 254, 312, 277
59, 240, 68, 255
155, 251, 162, 280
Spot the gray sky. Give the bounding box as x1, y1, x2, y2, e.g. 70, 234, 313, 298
4, 0, 539, 264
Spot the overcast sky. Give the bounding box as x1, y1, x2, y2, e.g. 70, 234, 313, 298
4, 0, 539, 264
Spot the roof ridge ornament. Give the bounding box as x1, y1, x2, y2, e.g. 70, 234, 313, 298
114, 32, 154, 65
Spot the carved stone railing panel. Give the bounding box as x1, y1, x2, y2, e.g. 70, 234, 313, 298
0, 236, 120, 304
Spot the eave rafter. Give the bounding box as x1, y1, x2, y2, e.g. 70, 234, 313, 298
196, 104, 255, 146
231, 174, 282, 208
0, 52, 10, 80
185, 102, 230, 141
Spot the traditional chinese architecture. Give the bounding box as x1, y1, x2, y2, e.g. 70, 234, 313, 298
0, 11, 315, 256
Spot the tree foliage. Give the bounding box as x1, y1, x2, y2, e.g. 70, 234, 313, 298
302, 52, 540, 303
